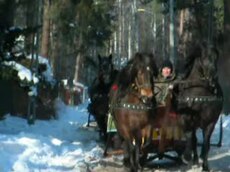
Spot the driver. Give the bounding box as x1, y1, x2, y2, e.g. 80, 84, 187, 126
155, 59, 176, 106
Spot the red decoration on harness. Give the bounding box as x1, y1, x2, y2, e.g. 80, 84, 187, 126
169, 111, 177, 118
112, 84, 118, 91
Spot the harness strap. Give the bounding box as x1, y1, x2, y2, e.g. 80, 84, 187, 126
177, 95, 223, 103
109, 103, 153, 111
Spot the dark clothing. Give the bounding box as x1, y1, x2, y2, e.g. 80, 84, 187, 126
155, 71, 176, 106
161, 59, 173, 72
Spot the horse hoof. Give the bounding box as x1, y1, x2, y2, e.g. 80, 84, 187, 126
202, 165, 210, 172
181, 154, 191, 165
130, 167, 139, 172
139, 154, 147, 166
123, 157, 130, 167
193, 158, 199, 165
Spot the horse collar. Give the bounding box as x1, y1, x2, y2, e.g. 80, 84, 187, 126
177, 95, 223, 103
110, 103, 153, 111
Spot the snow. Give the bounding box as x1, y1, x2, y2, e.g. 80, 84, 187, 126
3, 54, 56, 86
2, 61, 39, 84
2, 54, 56, 97
26, 54, 56, 85
0, 99, 230, 172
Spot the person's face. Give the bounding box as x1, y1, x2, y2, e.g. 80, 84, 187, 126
162, 67, 172, 78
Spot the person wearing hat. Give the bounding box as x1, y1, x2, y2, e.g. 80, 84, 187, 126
155, 59, 176, 106
158, 59, 176, 81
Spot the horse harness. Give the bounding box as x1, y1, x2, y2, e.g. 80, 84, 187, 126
175, 79, 223, 104
109, 80, 154, 112
109, 102, 153, 111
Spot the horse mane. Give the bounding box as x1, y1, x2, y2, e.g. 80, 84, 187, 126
181, 44, 202, 79
114, 52, 157, 97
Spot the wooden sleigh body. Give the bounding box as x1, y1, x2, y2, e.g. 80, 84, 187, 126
105, 104, 186, 162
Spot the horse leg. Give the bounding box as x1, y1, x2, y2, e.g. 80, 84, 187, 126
140, 126, 153, 166
104, 132, 113, 156
87, 103, 93, 126
124, 138, 140, 172
139, 137, 150, 167
134, 138, 142, 171
134, 143, 139, 172
123, 140, 131, 167
191, 129, 199, 165
95, 114, 107, 140
200, 130, 205, 161
129, 141, 137, 172
182, 131, 193, 164
201, 123, 216, 171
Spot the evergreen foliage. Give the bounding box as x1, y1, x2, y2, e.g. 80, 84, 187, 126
155, 0, 224, 42
51, 0, 116, 48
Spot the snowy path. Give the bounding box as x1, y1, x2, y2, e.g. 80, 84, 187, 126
0, 100, 229, 172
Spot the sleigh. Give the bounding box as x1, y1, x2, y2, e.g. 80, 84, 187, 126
87, 48, 223, 171
104, 87, 223, 167
105, 103, 187, 162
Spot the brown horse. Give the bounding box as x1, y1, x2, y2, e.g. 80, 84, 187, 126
109, 53, 158, 172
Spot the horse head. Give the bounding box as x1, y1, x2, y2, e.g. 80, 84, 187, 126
98, 54, 114, 85
199, 44, 219, 81
183, 42, 219, 82
128, 53, 157, 104
134, 66, 154, 104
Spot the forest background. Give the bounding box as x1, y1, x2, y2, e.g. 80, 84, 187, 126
0, 0, 230, 119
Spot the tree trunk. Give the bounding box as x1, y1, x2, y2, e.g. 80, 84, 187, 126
52, 30, 62, 80
220, 0, 230, 114
0, 0, 16, 27
74, 31, 83, 85
118, 0, 122, 69
169, 0, 176, 64
134, 0, 139, 53
74, 52, 82, 85
179, 9, 185, 37
128, 19, 131, 59
25, 0, 35, 53
41, 0, 51, 58
162, 11, 166, 60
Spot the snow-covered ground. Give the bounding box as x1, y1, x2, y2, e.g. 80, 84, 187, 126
0, 99, 230, 172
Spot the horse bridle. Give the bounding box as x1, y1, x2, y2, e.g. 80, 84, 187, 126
132, 70, 154, 104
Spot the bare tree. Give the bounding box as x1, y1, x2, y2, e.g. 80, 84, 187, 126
41, 0, 51, 58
